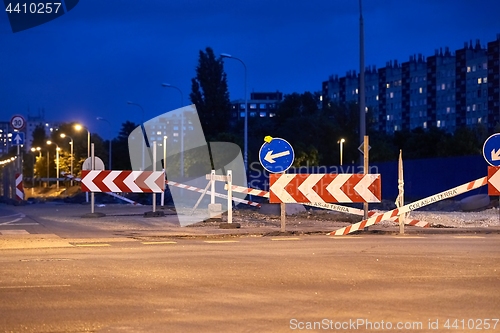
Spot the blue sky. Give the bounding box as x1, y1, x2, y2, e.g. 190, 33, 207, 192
1, 0, 500, 139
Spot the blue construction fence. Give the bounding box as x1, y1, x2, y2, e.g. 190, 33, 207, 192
247, 155, 489, 201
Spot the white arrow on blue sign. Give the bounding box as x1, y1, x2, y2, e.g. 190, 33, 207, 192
12, 132, 24, 146
483, 133, 500, 166
259, 137, 295, 173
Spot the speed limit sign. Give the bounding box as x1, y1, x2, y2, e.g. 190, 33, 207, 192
10, 115, 26, 131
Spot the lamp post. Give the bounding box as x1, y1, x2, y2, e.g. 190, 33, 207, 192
30, 147, 41, 188
221, 53, 248, 171
46, 150, 50, 188
47, 140, 60, 190
74, 124, 90, 159
127, 101, 145, 170
161, 83, 184, 178
96, 117, 113, 170
338, 138, 345, 166
60, 134, 74, 186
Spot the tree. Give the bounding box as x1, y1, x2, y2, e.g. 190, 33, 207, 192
190, 47, 231, 139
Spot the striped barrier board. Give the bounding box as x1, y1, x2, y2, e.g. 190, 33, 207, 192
15, 173, 24, 201
167, 180, 261, 208
329, 177, 487, 236
270, 173, 381, 204
225, 184, 429, 227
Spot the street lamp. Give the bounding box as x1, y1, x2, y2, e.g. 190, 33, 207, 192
127, 101, 146, 170
60, 133, 74, 186
96, 117, 112, 170
74, 124, 90, 159
338, 138, 346, 166
220, 53, 248, 171
30, 147, 42, 188
47, 140, 60, 190
161, 83, 184, 177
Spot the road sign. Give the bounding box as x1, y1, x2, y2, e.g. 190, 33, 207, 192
10, 115, 26, 131
269, 173, 381, 204
15, 173, 24, 201
487, 166, 500, 195
82, 157, 105, 171
12, 132, 24, 145
81, 170, 165, 193
358, 142, 372, 155
259, 137, 294, 173
483, 133, 500, 166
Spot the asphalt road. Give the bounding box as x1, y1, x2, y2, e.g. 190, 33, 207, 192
1, 234, 499, 333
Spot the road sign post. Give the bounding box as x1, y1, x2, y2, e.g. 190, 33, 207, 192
259, 136, 295, 232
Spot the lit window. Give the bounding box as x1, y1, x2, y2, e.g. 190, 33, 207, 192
269, 113, 276, 118
467, 66, 471, 73
419, 87, 423, 94
390, 92, 394, 98
423, 121, 427, 129
376, 95, 379, 101
240, 112, 245, 118
472, 104, 476, 111
484, 77, 488, 83
467, 106, 470, 112
319, 95, 323, 101
478, 117, 482, 123
441, 83, 446, 90
156, 131, 162, 135
250, 104, 257, 109
386, 83, 390, 88
173, 133, 179, 137
472, 65, 476, 72
446, 107, 451, 113
437, 120, 441, 127
259, 112, 266, 117
240, 104, 246, 110
478, 78, 482, 84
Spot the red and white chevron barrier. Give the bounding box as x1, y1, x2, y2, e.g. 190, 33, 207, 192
329, 177, 487, 236
270, 173, 381, 204
225, 184, 429, 227
82, 170, 165, 193
167, 180, 261, 207
15, 173, 24, 201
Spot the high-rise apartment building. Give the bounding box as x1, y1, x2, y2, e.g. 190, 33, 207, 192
323, 35, 500, 134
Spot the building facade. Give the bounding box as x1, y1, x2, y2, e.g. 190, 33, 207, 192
323, 35, 500, 134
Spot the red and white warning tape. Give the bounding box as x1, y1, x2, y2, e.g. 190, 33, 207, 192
329, 177, 488, 236
167, 181, 261, 207
226, 184, 429, 227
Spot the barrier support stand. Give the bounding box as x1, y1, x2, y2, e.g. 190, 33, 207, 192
227, 170, 232, 224
397, 150, 405, 234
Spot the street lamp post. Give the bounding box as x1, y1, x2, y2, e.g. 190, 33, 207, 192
127, 101, 146, 171
161, 83, 184, 178
60, 134, 74, 186
338, 138, 345, 166
96, 117, 113, 170
30, 147, 41, 188
74, 124, 90, 202
74, 124, 90, 159
221, 53, 248, 172
47, 141, 60, 190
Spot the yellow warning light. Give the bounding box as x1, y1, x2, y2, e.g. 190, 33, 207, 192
264, 136, 273, 143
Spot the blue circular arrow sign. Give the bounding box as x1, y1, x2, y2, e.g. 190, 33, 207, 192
259, 137, 295, 173
483, 133, 500, 166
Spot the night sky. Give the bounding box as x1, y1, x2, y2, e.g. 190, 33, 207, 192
1, 0, 500, 139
